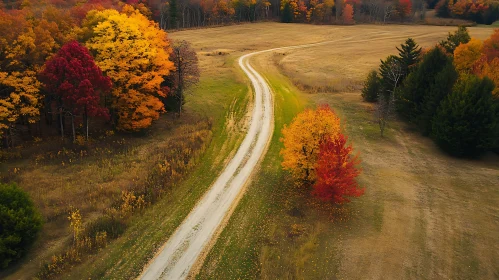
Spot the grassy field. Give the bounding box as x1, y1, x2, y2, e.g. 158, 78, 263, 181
2, 23, 497, 279
164, 23, 499, 279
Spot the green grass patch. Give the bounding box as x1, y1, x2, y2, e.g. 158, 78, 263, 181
195, 70, 309, 279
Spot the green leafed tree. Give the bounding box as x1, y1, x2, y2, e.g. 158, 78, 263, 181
0, 183, 42, 269
431, 75, 498, 157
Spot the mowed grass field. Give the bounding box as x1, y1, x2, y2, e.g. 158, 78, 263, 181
170, 23, 499, 279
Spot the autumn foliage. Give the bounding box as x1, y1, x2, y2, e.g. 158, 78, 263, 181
84, 7, 174, 131
41, 41, 111, 120
281, 105, 363, 204
343, 4, 354, 24
453, 29, 499, 96
281, 105, 341, 183
313, 135, 364, 203
454, 38, 483, 73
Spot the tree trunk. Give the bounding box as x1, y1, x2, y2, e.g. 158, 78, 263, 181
60, 108, 64, 140
85, 114, 89, 141
177, 52, 183, 117
71, 114, 75, 142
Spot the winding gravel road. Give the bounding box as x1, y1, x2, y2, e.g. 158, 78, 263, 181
139, 50, 274, 280
139, 38, 358, 280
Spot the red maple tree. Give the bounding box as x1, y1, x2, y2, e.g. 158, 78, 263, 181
312, 134, 364, 204
41, 41, 111, 139
397, 0, 412, 19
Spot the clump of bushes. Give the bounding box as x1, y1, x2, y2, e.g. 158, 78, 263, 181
0, 183, 42, 269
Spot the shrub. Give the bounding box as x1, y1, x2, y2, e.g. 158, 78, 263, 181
0, 183, 42, 269
431, 75, 499, 157
361, 70, 381, 102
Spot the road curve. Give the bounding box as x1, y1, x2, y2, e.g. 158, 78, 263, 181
139, 51, 274, 280
138, 37, 366, 280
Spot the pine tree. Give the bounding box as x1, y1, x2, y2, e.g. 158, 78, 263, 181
419, 60, 457, 135
361, 70, 381, 102
439, 26, 471, 54
396, 47, 457, 134
396, 38, 422, 79
281, 2, 293, 23
431, 75, 498, 157
170, 0, 178, 28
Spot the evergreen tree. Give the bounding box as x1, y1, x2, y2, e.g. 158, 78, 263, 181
419, 61, 458, 134
281, 2, 293, 23
431, 75, 498, 157
170, 0, 178, 28
397, 38, 422, 79
362, 70, 381, 102
396, 47, 457, 133
439, 26, 471, 54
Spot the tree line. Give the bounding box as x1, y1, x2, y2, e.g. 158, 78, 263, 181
0, 1, 199, 147
435, 0, 499, 25
362, 26, 499, 157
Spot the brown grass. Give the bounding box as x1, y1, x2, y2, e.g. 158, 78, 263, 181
0, 115, 212, 279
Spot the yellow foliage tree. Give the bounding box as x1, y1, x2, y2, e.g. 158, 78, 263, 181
454, 38, 483, 74
84, 6, 175, 131
0, 71, 41, 136
280, 105, 341, 184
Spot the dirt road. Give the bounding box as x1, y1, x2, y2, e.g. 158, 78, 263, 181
139, 38, 368, 280
139, 50, 274, 279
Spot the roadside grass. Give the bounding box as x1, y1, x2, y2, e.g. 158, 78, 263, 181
196, 55, 310, 279
62, 59, 250, 279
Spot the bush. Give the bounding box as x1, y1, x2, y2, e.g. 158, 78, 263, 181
361, 70, 381, 102
431, 75, 499, 157
0, 183, 42, 269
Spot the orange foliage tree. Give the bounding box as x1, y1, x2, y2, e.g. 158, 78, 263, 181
280, 105, 341, 184
454, 38, 483, 74
482, 29, 499, 62
397, 0, 412, 19
313, 134, 363, 203
343, 3, 354, 24
84, 6, 174, 131
452, 30, 499, 96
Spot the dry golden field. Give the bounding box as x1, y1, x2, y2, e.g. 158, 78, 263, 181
2, 22, 497, 279
170, 23, 499, 279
